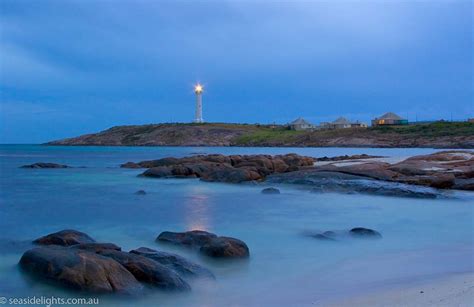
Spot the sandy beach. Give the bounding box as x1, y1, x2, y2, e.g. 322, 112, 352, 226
328, 272, 474, 307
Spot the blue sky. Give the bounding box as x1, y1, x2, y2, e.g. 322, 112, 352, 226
0, 0, 472, 143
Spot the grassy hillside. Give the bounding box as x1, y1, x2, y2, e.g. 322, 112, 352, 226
48, 122, 474, 148
233, 122, 474, 146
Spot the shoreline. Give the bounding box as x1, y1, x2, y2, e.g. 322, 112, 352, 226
43, 143, 474, 149
326, 271, 474, 306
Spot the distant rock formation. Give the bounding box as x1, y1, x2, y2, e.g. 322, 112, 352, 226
21, 163, 70, 169
123, 153, 315, 183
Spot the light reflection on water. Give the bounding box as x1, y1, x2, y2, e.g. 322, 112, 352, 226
185, 185, 212, 231
0, 145, 472, 306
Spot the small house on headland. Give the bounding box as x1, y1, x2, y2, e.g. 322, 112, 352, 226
320, 117, 368, 129
289, 118, 315, 131
372, 112, 408, 126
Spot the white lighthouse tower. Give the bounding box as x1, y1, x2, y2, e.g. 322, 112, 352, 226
194, 83, 204, 123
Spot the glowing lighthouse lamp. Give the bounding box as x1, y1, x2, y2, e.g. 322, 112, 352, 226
194, 84, 204, 123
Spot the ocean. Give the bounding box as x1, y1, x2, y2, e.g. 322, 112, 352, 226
0, 145, 472, 306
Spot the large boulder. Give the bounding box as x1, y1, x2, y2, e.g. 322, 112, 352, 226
21, 163, 70, 169
97, 250, 190, 291
33, 230, 95, 246
130, 247, 214, 279
200, 237, 250, 258
19, 247, 142, 294
157, 230, 217, 248
157, 230, 250, 259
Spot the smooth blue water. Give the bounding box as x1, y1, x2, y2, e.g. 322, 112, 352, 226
0, 145, 473, 306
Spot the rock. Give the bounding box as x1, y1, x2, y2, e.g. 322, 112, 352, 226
120, 162, 142, 168
131, 153, 315, 183
33, 230, 95, 246
268, 170, 440, 198
157, 230, 250, 258
201, 168, 262, 183
70, 243, 121, 253
261, 187, 280, 194
21, 163, 70, 169
134, 190, 147, 195
349, 227, 382, 238
130, 247, 214, 279
19, 246, 142, 294
157, 230, 217, 248
200, 237, 250, 258
96, 250, 190, 291
453, 178, 474, 191
142, 166, 175, 178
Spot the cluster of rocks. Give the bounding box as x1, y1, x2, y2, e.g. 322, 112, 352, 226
19, 229, 249, 294
121, 153, 315, 183
308, 227, 382, 241
21, 151, 473, 193
269, 151, 474, 192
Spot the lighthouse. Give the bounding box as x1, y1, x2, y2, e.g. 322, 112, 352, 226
194, 84, 204, 123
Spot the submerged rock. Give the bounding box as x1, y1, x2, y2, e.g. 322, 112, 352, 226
349, 227, 382, 238
261, 187, 280, 194
21, 163, 70, 169
19, 246, 142, 294
307, 228, 382, 241
130, 247, 215, 279
97, 249, 190, 291
33, 230, 95, 246
157, 230, 250, 259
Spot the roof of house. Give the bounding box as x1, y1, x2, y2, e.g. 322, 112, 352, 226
377, 112, 404, 120
332, 117, 351, 124
289, 117, 312, 125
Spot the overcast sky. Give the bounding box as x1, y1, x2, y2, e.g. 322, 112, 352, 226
0, 0, 472, 143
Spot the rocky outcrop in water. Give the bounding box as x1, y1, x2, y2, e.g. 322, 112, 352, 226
19, 230, 217, 294
20, 163, 71, 169
123, 153, 315, 183
268, 151, 474, 193
308, 228, 382, 241
157, 230, 250, 259
349, 227, 382, 238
